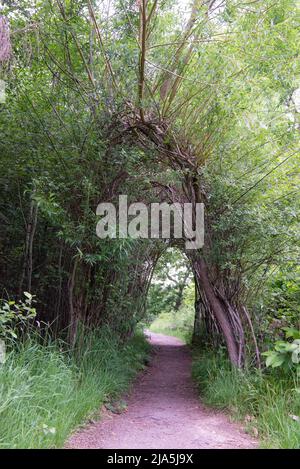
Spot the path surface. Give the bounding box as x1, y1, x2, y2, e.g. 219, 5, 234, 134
67, 332, 257, 449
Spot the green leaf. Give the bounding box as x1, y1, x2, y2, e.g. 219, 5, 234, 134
266, 352, 286, 368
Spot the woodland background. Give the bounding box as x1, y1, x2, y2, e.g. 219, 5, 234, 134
0, 0, 299, 448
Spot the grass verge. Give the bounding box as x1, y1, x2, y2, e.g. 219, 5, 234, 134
0, 328, 150, 448
149, 309, 193, 343
192, 347, 300, 448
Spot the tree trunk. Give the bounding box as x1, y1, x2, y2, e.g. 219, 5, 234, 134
18, 193, 38, 297
192, 280, 204, 342
68, 257, 79, 347
193, 257, 241, 366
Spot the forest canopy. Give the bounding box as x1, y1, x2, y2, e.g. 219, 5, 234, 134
0, 0, 299, 365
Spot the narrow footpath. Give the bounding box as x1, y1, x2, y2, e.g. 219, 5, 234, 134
67, 332, 257, 449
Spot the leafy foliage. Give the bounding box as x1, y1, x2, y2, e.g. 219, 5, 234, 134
0, 293, 36, 341
0, 0, 299, 446
263, 328, 300, 371
0, 0, 298, 346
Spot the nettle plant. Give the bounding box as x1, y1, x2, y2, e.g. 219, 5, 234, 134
0, 292, 37, 341
263, 328, 300, 372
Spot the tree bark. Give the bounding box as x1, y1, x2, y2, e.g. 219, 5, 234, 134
18, 193, 38, 297
68, 257, 79, 347
193, 257, 240, 366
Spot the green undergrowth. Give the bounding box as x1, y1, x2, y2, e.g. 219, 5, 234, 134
192, 347, 300, 448
149, 308, 194, 343
0, 328, 150, 448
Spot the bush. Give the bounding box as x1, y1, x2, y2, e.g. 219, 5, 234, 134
0, 293, 36, 341
263, 327, 300, 371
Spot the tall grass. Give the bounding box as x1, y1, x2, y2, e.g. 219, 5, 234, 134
192, 348, 300, 448
0, 328, 150, 448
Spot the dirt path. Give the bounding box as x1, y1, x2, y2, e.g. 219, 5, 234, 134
67, 332, 257, 449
